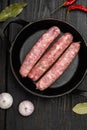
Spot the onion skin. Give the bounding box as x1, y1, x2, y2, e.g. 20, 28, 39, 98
18, 100, 34, 116
0, 92, 13, 109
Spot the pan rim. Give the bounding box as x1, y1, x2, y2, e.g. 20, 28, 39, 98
10, 18, 87, 51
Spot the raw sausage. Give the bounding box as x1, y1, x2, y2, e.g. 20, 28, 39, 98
36, 42, 80, 91
19, 26, 60, 77
28, 33, 73, 81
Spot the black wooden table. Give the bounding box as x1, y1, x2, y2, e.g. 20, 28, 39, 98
0, 0, 87, 130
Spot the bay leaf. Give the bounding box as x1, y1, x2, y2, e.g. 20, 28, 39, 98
72, 102, 87, 115
0, 2, 27, 22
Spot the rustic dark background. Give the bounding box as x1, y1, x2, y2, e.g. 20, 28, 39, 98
0, 0, 87, 130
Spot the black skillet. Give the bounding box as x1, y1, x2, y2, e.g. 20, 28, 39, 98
0, 18, 87, 98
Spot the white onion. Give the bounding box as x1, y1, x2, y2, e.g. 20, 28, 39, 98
18, 100, 34, 116
0, 92, 13, 109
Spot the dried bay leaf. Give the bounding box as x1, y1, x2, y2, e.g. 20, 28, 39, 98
72, 102, 87, 115
0, 2, 27, 22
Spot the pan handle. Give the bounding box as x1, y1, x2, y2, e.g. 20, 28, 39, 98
72, 89, 87, 97
72, 73, 87, 97
2, 17, 29, 37
0, 17, 30, 51
0, 17, 29, 48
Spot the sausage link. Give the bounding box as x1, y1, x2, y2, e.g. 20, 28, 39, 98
28, 33, 73, 81
36, 42, 80, 91
19, 26, 60, 77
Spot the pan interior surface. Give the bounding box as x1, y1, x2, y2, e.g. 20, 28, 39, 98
10, 19, 87, 97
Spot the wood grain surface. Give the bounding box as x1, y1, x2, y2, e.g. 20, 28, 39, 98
0, 0, 87, 130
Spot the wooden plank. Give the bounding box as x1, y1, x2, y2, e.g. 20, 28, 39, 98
0, 37, 6, 130
0, 1, 10, 130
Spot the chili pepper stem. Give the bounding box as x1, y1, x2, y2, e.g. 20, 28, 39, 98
51, 3, 64, 14
65, 9, 70, 22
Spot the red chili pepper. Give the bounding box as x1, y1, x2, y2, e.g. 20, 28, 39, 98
66, 4, 87, 21
68, 5, 87, 12
51, 0, 76, 14
64, 0, 76, 6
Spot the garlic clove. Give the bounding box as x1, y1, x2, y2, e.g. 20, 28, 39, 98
18, 100, 34, 116
0, 92, 13, 109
